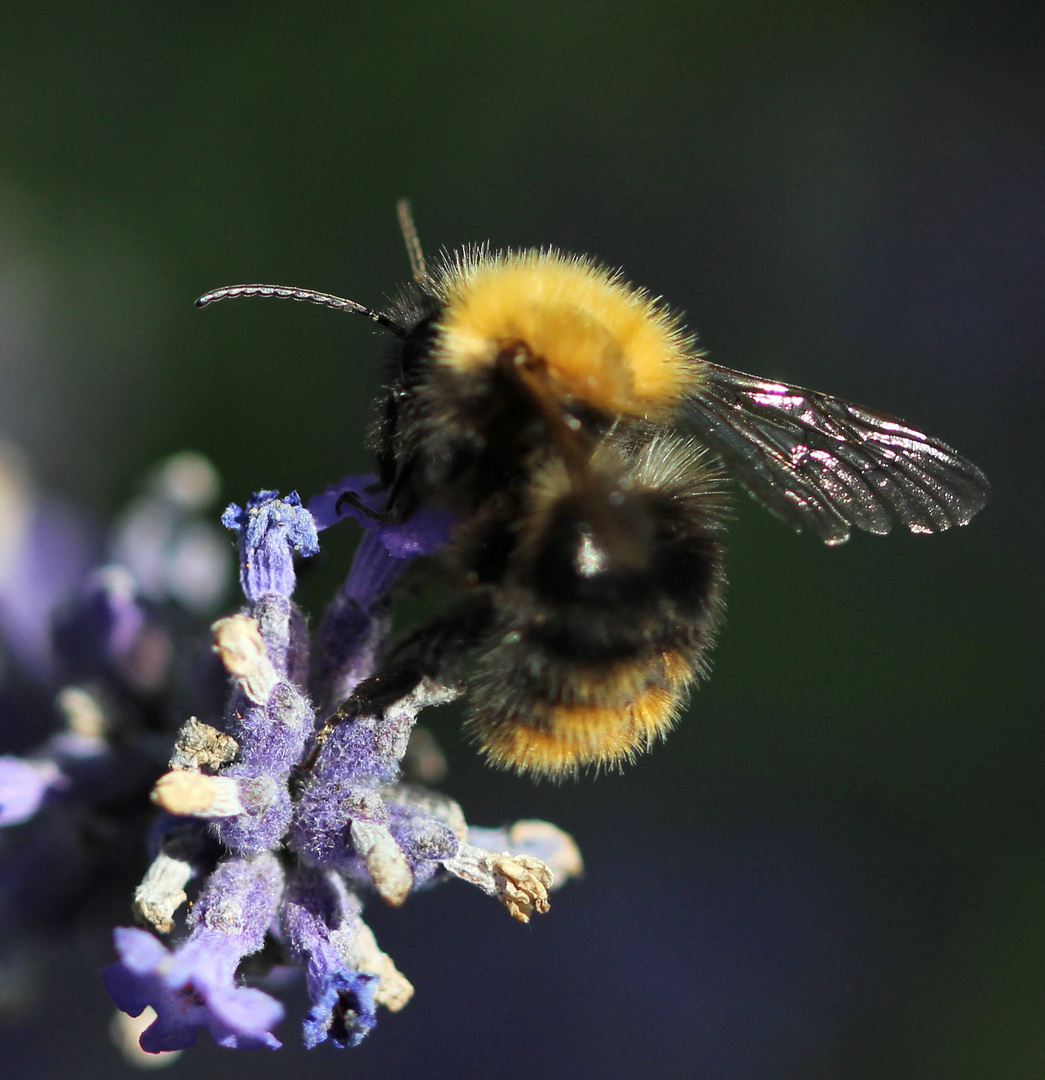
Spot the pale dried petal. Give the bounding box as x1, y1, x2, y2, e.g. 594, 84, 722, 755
169, 716, 238, 772
442, 843, 553, 922
133, 851, 194, 933
211, 614, 278, 703
350, 819, 413, 906
151, 771, 245, 818
346, 921, 415, 1012
487, 853, 552, 922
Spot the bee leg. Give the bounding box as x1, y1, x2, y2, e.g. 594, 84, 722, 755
334, 489, 390, 523
300, 599, 493, 769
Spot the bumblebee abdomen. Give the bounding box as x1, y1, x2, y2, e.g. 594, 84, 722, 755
468, 648, 695, 777
465, 434, 728, 777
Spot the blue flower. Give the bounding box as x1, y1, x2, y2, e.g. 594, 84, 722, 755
222, 491, 319, 602
303, 967, 378, 1049
103, 852, 287, 1051
281, 867, 379, 1048
103, 926, 284, 1051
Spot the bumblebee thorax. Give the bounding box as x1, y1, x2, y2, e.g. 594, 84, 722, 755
434, 248, 696, 420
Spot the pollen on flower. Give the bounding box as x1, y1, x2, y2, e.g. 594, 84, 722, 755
168, 718, 238, 773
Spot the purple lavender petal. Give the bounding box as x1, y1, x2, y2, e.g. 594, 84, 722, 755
0, 756, 62, 826
307, 475, 383, 531
377, 504, 455, 559
103, 928, 284, 1053
311, 528, 398, 709
343, 527, 408, 608
105, 853, 287, 1052
281, 866, 378, 1048
223, 491, 319, 603
302, 967, 378, 1049
307, 477, 452, 706
306, 475, 452, 558
103, 927, 171, 1016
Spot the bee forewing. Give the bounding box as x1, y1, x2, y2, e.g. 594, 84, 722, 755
684, 362, 991, 545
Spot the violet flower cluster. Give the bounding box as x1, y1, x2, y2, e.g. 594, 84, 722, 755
1, 441, 581, 1057
0, 446, 230, 1020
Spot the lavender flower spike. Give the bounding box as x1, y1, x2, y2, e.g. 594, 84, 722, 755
89, 455, 581, 1054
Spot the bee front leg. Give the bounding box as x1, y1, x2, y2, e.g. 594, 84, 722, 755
299, 599, 493, 770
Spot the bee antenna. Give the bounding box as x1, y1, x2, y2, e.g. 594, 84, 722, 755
195, 283, 403, 336
396, 198, 428, 285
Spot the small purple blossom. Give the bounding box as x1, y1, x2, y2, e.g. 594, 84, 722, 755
282, 867, 379, 1048
307, 473, 454, 560
103, 852, 286, 1051
0, 756, 63, 826
103, 926, 284, 1051
222, 491, 319, 602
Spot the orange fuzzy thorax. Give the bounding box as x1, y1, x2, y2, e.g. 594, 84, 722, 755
435, 249, 699, 420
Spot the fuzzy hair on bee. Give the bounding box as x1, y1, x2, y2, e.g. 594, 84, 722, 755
197, 201, 990, 778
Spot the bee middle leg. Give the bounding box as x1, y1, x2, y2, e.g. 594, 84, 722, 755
300, 599, 493, 769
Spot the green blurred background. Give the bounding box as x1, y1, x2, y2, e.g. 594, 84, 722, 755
0, 2, 1040, 1078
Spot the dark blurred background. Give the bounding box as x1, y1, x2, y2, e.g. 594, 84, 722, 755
0, 1, 1040, 1078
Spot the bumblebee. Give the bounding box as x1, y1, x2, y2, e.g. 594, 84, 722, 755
198, 203, 990, 778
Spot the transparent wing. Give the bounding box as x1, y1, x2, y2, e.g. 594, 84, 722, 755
684, 361, 991, 545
